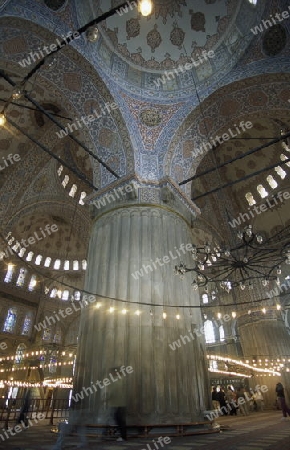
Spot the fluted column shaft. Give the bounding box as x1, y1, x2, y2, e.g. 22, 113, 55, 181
74, 181, 210, 424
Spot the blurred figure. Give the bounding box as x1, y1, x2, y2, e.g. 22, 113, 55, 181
253, 389, 263, 412
52, 406, 87, 450
276, 382, 290, 420
211, 387, 220, 410
236, 387, 249, 416
226, 386, 237, 416
17, 389, 31, 426
107, 367, 127, 441
217, 387, 228, 415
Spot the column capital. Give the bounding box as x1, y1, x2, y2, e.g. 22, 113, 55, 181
86, 175, 200, 222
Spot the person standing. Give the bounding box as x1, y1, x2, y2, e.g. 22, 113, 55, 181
217, 387, 228, 415
211, 387, 220, 410
226, 386, 237, 416
276, 382, 290, 420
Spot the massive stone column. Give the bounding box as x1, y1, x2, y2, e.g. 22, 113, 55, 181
73, 178, 210, 425
238, 310, 290, 406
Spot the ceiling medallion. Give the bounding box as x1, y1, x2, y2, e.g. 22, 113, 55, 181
170, 22, 185, 49
140, 109, 162, 127
147, 24, 162, 53
126, 18, 141, 40
189, 10, 206, 32
153, 0, 187, 24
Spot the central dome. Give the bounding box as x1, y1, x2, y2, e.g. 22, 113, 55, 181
76, 0, 264, 96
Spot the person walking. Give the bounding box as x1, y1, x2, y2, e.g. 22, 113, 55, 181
276, 382, 290, 420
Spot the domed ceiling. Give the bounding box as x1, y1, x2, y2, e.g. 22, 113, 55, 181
76, 0, 265, 96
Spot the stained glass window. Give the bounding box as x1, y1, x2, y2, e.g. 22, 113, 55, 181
4, 264, 14, 283
266, 175, 278, 189
219, 325, 225, 342
79, 192, 86, 205
275, 166, 287, 179
28, 275, 37, 292
69, 184, 77, 198
26, 251, 34, 262
43, 328, 52, 341
3, 308, 17, 333
22, 313, 32, 335
204, 320, 216, 344
16, 268, 27, 287
62, 175, 69, 188
54, 259, 61, 270
35, 255, 42, 265
62, 290, 69, 301
44, 257, 51, 267
53, 328, 61, 344
14, 343, 26, 364
257, 184, 268, 198
245, 192, 256, 206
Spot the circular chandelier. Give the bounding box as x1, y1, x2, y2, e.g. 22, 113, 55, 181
175, 225, 290, 291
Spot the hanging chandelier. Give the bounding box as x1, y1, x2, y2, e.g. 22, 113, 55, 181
175, 224, 290, 292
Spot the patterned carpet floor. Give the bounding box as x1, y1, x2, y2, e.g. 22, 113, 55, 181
1, 410, 290, 450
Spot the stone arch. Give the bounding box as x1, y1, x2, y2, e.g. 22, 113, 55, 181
164, 73, 290, 196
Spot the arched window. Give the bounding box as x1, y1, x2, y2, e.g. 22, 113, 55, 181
4, 264, 14, 283
50, 288, 58, 298
74, 291, 81, 301
266, 175, 278, 189
64, 260, 69, 270
57, 165, 63, 176
35, 255, 42, 266
54, 259, 61, 270
280, 154, 290, 168
62, 175, 69, 188
14, 343, 26, 364
82, 260, 87, 270
245, 192, 256, 206
53, 328, 61, 344
19, 248, 26, 257
73, 260, 79, 270
26, 251, 34, 262
16, 268, 27, 287
62, 290, 69, 301
3, 308, 17, 333
42, 328, 52, 341
204, 320, 216, 344
219, 325, 225, 342
202, 293, 209, 304
79, 192, 87, 205
257, 184, 268, 198
211, 291, 217, 301
22, 313, 33, 335
28, 275, 37, 291
44, 257, 51, 268
69, 184, 77, 198
49, 350, 58, 373
275, 166, 286, 179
